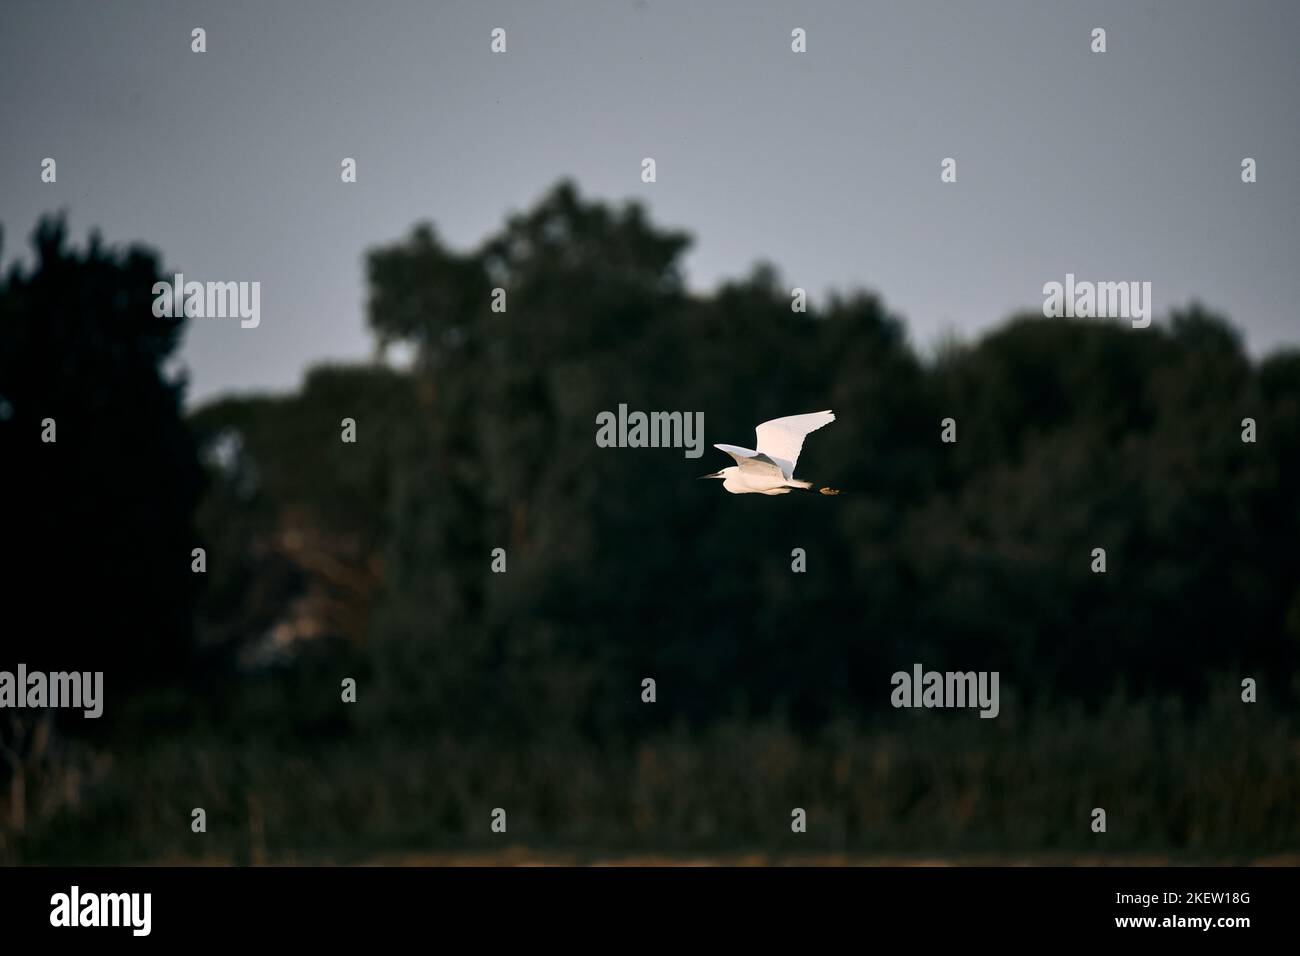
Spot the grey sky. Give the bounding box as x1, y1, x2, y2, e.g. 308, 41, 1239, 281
3, 0, 1297, 406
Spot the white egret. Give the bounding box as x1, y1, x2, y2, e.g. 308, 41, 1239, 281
700, 410, 841, 495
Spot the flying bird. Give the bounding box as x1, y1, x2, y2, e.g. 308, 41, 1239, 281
701, 410, 841, 495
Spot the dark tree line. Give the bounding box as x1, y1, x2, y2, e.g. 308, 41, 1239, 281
200, 183, 1300, 739
4, 183, 1300, 747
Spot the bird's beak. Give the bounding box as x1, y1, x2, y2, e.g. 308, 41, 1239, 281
698, 471, 722, 479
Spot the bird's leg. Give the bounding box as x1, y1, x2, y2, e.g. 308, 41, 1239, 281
794, 483, 842, 495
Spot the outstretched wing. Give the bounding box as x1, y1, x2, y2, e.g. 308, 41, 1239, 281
714, 443, 786, 480
754, 410, 835, 477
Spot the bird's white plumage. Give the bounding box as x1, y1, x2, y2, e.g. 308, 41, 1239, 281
705, 410, 837, 495
753, 410, 836, 478
713, 444, 785, 478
